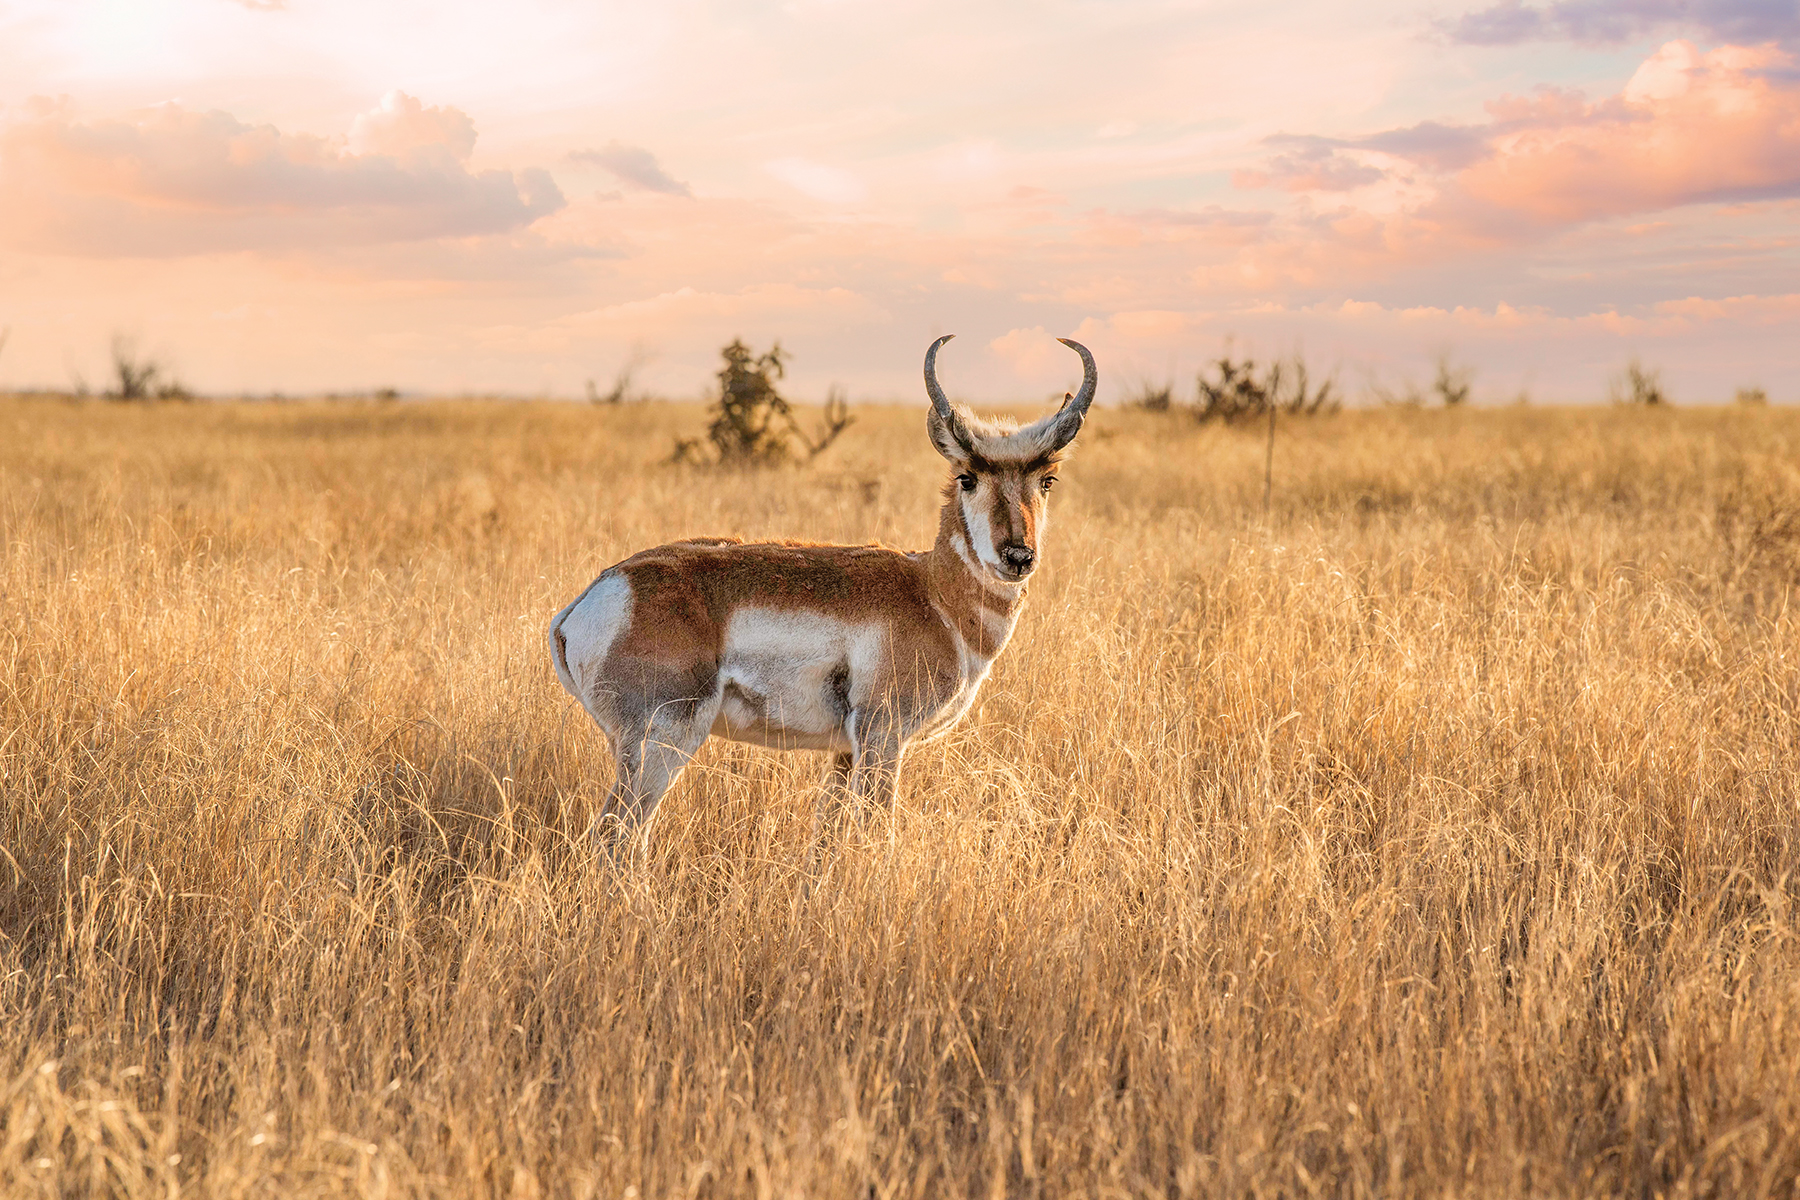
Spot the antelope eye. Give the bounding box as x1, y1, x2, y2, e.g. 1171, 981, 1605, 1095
1040, 476, 1057, 492
957, 473, 977, 492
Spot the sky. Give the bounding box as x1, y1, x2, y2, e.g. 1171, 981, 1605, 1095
1, 0, 1798, 404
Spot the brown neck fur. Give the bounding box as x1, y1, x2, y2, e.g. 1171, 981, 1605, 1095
926, 483, 1023, 660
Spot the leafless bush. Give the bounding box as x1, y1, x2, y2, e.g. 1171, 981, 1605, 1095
1736, 386, 1769, 406
1371, 378, 1425, 408
1195, 351, 1338, 423
587, 346, 650, 405
1370, 358, 1473, 410
1612, 358, 1667, 406
1433, 356, 1473, 407
1123, 379, 1176, 412
795, 386, 856, 461
107, 335, 189, 401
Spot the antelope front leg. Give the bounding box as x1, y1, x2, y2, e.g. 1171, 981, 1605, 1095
805, 752, 856, 877
811, 752, 854, 842
848, 710, 905, 818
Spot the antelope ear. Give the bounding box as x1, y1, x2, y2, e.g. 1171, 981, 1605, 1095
926, 404, 974, 465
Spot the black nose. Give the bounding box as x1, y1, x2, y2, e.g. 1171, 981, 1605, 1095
999, 544, 1035, 572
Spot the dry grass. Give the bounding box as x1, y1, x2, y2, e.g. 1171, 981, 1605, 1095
5, 396, 1800, 1198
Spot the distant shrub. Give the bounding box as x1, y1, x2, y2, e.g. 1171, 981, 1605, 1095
1433, 356, 1473, 407
106, 335, 189, 401
1370, 356, 1475, 409
708, 339, 792, 462
1735, 386, 1769, 406
1123, 380, 1176, 412
587, 347, 649, 405
806, 387, 856, 460
1371, 379, 1425, 409
673, 338, 854, 466
1612, 359, 1667, 407
1195, 352, 1338, 424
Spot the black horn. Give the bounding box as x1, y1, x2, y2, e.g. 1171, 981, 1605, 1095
1049, 337, 1098, 449
1056, 338, 1097, 417
922, 334, 977, 463
923, 334, 957, 422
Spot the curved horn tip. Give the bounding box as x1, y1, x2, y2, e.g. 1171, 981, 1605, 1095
1054, 336, 1099, 424
923, 333, 960, 418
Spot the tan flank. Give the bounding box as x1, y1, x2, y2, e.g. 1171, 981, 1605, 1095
549, 335, 1099, 841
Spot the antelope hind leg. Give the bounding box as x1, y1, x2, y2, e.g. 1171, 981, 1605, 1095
596, 701, 717, 857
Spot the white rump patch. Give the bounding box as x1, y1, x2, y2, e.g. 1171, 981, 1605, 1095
549, 572, 632, 700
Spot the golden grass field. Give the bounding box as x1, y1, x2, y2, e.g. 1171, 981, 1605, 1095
5, 394, 1800, 1198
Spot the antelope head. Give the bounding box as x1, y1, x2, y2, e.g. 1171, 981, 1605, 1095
923, 334, 1098, 584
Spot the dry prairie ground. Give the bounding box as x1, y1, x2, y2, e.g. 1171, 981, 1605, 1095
4, 395, 1800, 1198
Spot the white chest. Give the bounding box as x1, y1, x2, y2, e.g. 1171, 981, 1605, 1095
911, 613, 1011, 743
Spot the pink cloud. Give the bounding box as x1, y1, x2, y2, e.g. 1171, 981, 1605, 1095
1233, 140, 1388, 192
1448, 41, 1800, 228
526, 283, 887, 349
567, 142, 691, 196
1224, 40, 1800, 258
988, 326, 1063, 378
347, 91, 477, 162
0, 93, 563, 257
6, 21, 1800, 402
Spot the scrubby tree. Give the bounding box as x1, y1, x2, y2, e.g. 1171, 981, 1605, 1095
673, 338, 853, 466
708, 339, 793, 462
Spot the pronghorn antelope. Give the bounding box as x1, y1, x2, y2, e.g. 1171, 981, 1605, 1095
548, 334, 1098, 845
